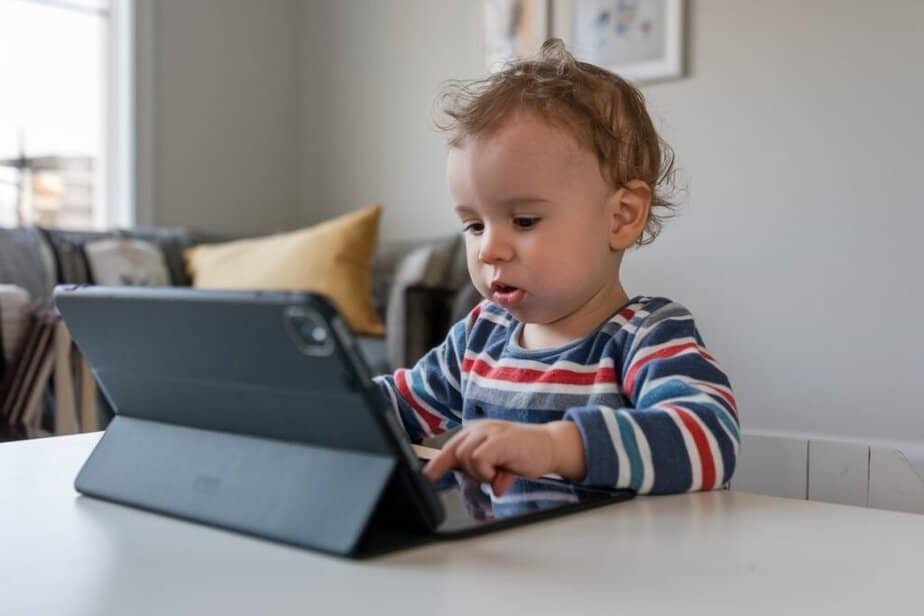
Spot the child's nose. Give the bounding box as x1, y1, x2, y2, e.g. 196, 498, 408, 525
478, 228, 514, 263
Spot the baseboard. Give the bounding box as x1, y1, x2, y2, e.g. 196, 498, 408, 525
732, 431, 924, 515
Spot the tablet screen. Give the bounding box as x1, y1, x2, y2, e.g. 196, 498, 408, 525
431, 471, 634, 536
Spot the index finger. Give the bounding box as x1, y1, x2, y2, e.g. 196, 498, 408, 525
423, 438, 461, 483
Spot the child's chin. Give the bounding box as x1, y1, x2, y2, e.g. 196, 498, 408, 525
499, 303, 537, 321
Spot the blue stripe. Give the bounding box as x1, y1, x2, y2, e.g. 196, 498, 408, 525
615, 410, 644, 491
565, 409, 621, 488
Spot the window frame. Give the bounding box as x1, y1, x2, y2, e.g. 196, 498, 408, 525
107, 0, 155, 228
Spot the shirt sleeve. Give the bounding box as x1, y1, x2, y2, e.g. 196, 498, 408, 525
564, 301, 740, 494
373, 307, 475, 443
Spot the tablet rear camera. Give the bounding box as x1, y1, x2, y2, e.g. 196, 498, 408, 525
284, 307, 335, 356
295, 317, 327, 344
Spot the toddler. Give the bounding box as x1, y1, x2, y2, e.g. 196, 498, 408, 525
374, 39, 739, 496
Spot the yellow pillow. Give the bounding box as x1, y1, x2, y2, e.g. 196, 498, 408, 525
185, 204, 385, 336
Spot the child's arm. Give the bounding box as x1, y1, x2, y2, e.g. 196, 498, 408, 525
562, 301, 740, 494
373, 310, 473, 443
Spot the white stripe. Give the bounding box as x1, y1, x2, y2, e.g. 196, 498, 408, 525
463, 350, 615, 374
627, 314, 694, 356
465, 371, 623, 395
639, 374, 734, 405
637, 376, 739, 445
437, 344, 462, 393
419, 362, 458, 421
382, 379, 406, 430
621, 411, 655, 494
654, 392, 739, 451
627, 344, 720, 388
463, 350, 549, 372
600, 307, 650, 338
661, 406, 702, 491
479, 309, 512, 327
601, 409, 632, 488
397, 370, 445, 436
629, 335, 700, 366
671, 406, 725, 490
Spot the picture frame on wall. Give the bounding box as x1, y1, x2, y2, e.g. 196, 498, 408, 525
483, 0, 550, 72
551, 0, 685, 84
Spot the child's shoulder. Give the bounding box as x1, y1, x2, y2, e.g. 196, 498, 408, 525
442, 300, 514, 349
598, 295, 697, 340
458, 299, 515, 340
615, 295, 694, 323
466, 299, 513, 327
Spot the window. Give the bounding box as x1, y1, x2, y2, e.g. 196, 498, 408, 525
0, 0, 132, 230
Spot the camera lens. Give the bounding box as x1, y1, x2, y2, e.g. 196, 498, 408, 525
285, 308, 334, 356
303, 322, 327, 344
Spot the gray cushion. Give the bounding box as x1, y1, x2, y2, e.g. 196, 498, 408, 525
383, 235, 471, 369
450, 283, 481, 324
41, 226, 201, 287
125, 227, 201, 286
355, 336, 389, 376
0, 227, 57, 305
84, 238, 172, 286
40, 228, 111, 284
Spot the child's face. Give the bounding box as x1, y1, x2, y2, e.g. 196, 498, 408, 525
447, 112, 623, 327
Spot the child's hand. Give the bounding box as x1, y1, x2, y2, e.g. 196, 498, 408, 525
423, 420, 587, 496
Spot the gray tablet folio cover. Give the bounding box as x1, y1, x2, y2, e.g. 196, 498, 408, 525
55, 287, 440, 557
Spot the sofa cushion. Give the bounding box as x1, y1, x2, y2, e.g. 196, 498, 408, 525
122, 227, 203, 286
185, 205, 386, 336
450, 284, 482, 324
40, 228, 109, 285
384, 235, 472, 369
0, 285, 32, 378
355, 336, 389, 376
41, 227, 199, 287
84, 238, 172, 286
369, 238, 432, 323
0, 227, 57, 305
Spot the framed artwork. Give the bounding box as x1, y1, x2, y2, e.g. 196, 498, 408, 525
551, 0, 685, 83
483, 0, 550, 72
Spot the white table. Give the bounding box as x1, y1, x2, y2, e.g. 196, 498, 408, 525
3, 433, 923, 615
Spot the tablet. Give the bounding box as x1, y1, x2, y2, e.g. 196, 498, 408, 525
54, 286, 633, 557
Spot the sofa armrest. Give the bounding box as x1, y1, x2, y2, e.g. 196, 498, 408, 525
399, 285, 458, 369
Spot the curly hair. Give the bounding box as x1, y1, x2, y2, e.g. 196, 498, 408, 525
437, 39, 677, 246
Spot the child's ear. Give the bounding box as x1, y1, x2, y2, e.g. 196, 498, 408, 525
607, 179, 652, 251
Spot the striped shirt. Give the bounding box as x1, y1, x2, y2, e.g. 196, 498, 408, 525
374, 296, 739, 495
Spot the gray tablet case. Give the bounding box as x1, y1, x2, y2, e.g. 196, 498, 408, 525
54, 286, 443, 557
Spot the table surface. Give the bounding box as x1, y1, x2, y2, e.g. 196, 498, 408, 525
3, 432, 924, 615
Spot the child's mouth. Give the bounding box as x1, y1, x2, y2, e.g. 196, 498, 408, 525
490, 283, 525, 307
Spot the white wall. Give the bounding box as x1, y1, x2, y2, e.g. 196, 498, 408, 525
299, 0, 481, 234
153, 0, 300, 236
632, 0, 924, 462
299, 1, 924, 463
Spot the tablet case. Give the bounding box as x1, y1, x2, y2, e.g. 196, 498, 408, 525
55, 286, 443, 557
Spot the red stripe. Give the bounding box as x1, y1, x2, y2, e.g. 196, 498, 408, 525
707, 385, 738, 415
462, 357, 616, 386
469, 302, 483, 324
394, 369, 442, 433
618, 307, 636, 321
624, 341, 701, 393
672, 405, 717, 490
692, 380, 738, 415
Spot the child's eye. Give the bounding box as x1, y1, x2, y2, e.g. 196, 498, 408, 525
513, 217, 540, 230
463, 222, 484, 234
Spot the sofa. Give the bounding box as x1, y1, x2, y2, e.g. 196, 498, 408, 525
0, 224, 479, 435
